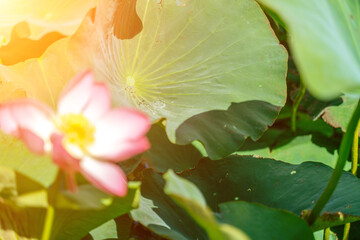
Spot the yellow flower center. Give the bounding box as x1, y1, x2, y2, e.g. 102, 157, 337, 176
58, 114, 95, 149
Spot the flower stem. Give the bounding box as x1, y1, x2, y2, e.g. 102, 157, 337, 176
291, 81, 306, 132
306, 100, 360, 226
324, 228, 330, 240
41, 204, 55, 240
343, 223, 350, 240
342, 119, 360, 240
351, 119, 360, 175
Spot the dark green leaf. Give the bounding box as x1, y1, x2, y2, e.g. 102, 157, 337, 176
179, 156, 360, 229
164, 170, 249, 240
143, 124, 201, 172
176, 101, 281, 159
130, 172, 207, 240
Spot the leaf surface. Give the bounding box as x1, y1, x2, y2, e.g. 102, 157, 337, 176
258, 0, 360, 99
180, 156, 360, 229
97, 0, 287, 143
0, 0, 96, 45
220, 201, 314, 240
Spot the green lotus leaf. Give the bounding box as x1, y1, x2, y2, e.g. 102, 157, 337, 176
238, 135, 340, 168
143, 123, 201, 172
132, 167, 314, 239
220, 201, 314, 240
178, 156, 360, 230
269, 135, 339, 167
176, 101, 281, 159
97, 0, 287, 142
0, 133, 57, 187
258, 0, 360, 100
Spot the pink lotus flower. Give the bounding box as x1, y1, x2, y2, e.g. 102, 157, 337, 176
0, 71, 150, 197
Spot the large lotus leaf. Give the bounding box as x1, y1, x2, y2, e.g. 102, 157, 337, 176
96, 0, 287, 142
258, 0, 360, 100
0, 133, 57, 187
176, 101, 281, 159
0, 37, 77, 108
0, 79, 27, 102
219, 201, 314, 240
176, 156, 360, 229
132, 167, 313, 239
143, 123, 201, 172
0, 23, 64, 65
237, 134, 343, 169
163, 170, 249, 240
0, 0, 96, 46
322, 96, 358, 132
